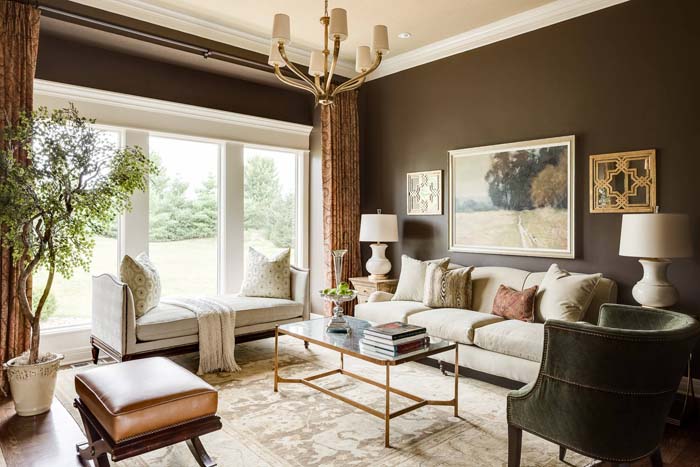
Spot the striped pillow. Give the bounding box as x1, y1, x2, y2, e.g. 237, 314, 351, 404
423, 263, 475, 309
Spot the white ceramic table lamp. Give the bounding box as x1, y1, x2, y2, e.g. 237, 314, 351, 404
359, 211, 398, 281
619, 213, 692, 307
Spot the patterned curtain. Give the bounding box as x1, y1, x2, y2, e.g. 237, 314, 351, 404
321, 89, 362, 316
0, 0, 40, 395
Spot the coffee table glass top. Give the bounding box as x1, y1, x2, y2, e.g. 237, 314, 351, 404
278, 316, 455, 364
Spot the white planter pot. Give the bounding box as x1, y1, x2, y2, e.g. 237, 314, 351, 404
4, 352, 64, 416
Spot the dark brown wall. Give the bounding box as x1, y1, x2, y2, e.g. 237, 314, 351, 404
36, 32, 313, 125
360, 0, 700, 311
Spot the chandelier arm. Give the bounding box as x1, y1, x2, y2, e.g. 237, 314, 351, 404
332, 52, 383, 95
273, 65, 318, 96
324, 38, 341, 95
332, 76, 365, 96
278, 43, 322, 93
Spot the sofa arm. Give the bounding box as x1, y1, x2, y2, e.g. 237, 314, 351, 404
91, 274, 130, 354
290, 266, 310, 320
368, 291, 394, 303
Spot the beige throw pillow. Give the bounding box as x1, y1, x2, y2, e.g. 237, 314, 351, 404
423, 263, 475, 309
120, 253, 161, 318
392, 255, 450, 302
536, 264, 602, 322
240, 248, 291, 299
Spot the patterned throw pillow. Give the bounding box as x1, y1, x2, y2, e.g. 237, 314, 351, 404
492, 285, 538, 322
239, 248, 291, 299
120, 253, 161, 318
423, 263, 475, 309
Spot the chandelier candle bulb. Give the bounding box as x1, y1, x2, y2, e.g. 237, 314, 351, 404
355, 46, 371, 72
309, 51, 325, 76
329, 8, 348, 41
268, 43, 285, 67
272, 14, 291, 44
372, 25, 390, 54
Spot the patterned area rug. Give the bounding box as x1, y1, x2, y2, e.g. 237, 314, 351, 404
55, 336, 592, 466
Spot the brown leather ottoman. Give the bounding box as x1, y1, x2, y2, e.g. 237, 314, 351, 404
74, 357, 221, 466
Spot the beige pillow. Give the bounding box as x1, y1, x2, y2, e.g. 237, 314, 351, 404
423, 263, 475, 309
240, 248, 291, 299
536, 264, 601, 322
392, 255, 450, 302
120, 253, 161, 318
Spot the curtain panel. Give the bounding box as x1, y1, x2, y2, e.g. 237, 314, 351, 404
0, 0, 40, 395
321, 89, 362, 316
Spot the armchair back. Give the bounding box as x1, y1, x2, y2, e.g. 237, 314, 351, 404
508, 304, 700, 462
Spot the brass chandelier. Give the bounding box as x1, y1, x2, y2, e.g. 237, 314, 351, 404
269, 0, 389, 105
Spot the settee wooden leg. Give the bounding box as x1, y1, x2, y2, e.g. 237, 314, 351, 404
304, 340, 309, 349
650, 447, 663, 467
91, 345, 100, 364
508, 425, 522, 467
559, 446, 566, 461
187, 436, 217, 467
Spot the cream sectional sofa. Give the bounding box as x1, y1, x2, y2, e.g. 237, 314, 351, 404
90, 266, 310, 362
355, 265, 617, 384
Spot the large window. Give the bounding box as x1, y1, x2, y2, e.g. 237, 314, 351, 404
38, 130, 121, 329
244, 147, 299, 265
148, 135, 220, 296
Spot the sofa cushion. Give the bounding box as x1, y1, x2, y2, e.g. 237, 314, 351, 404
355, 300, 430, 324
473, 320, 544, 362
535, 264, 602, 322
392, 255, 450, 302
120, 253, 161, 318
136, 297, 303, 341
240, 247, 291, 299
492, 285, 538, 322
423, 264, 475, 309
407, 308, 503, 345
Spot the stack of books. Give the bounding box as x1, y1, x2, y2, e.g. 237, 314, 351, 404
360, 322, 430, 357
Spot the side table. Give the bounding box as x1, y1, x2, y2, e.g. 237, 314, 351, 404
349, 276, 398, 304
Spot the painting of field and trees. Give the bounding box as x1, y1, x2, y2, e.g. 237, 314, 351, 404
448, 136, 574, 258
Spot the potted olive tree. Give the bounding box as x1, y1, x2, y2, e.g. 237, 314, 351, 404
0, 106, 156, 416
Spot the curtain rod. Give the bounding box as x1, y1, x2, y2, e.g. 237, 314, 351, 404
37, 4, 304, 80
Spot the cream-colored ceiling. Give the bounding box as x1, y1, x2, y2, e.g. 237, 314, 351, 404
72, 0, 554, 63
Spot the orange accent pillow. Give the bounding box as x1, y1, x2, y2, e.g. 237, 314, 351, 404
492, 285, 538, 322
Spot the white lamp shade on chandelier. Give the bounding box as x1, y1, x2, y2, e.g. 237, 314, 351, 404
269, 1, 388, 105
619, 213, 693, 308
360, 213, 398, 281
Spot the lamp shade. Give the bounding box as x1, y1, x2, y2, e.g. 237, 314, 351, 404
359, 214, 398, 242
268, 43, 286, 67
272, 14, 291, 44
619, 213, 693, 258
355, 46, 371, 72
329, 8, 348, 41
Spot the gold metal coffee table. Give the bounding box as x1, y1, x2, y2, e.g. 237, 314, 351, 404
274, 316, 458, 447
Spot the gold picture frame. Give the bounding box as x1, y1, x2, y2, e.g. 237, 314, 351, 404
589, 149, 656, 213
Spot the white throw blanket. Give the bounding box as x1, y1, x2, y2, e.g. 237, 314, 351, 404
161, 296, 242, 374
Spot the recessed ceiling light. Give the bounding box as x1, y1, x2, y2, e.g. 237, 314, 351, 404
398, 32, 412, 39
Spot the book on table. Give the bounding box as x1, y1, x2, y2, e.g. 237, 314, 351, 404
360, 342, 433, 359
363, 322, 426, 341
360, 336, 430, 356
361, 322, 430, 356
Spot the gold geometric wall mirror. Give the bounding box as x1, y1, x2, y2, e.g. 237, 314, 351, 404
589, 149, 656, 213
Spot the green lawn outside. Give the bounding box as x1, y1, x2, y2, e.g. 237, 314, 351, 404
35, 230, 295, 329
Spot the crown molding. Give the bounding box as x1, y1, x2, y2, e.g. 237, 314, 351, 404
34, 79, 313, 136
369, 0, 629, 80
77, 0, 356, 77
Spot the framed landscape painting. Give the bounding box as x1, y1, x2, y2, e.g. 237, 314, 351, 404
448, 135, 575, 258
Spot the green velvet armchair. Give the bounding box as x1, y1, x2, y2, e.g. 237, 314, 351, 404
507, 304, 700, 467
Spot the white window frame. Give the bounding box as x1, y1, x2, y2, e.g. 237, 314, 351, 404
34, 79, 313, 361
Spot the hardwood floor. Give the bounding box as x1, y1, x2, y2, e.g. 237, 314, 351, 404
0, 396, 698, 466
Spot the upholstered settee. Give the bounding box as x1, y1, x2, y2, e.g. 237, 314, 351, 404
355, 266, 617, 384
90, 266, 310, 362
